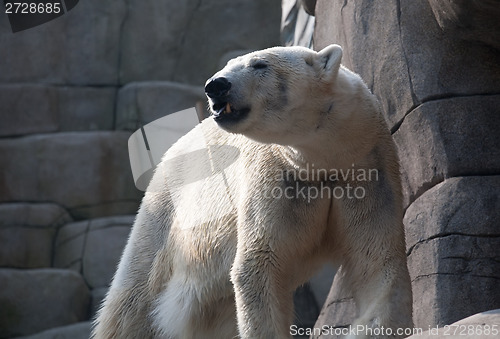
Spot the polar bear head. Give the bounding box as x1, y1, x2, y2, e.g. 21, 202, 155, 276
205, 45, 344, 146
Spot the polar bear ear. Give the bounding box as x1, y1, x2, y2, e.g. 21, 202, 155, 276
316, 44, 343, 80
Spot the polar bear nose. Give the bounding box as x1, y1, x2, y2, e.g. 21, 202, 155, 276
205, 77, 232, 99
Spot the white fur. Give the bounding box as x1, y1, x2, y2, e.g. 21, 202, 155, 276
93, 45, 413, 339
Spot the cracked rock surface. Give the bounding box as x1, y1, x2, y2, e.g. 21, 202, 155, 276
0, 0, 281, 337
313, 0, 500, 334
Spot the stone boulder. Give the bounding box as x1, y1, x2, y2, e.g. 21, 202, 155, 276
0, 203, 72, 268
428, 0, 500, 50
0, 0, 281, 86
54, 215, 134, 289
53, 220, 87, 273
90, 288, 109, 318
312, 176, 500, 334
312, 272, 356, 339
313, 0, 500, 332
314, 0, 413, 128
407, 309, 500, 339
0, 269, 90, 338
0, 84, 115, 137
0, 0, 125, 85
314, 0, 500, 132
14, 321, 91, 339
116, 81, 206, 131
393, 95, 500, 207
405, 176, 500, 328
120, 0, 281, 85
0, 132, 142, 219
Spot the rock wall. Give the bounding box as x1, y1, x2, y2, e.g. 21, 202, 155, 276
313, 0, 500, 334
4, 1, 497, 337
0, 1, 281, 337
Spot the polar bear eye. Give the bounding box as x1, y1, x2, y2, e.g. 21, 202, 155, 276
251, 61, 268, 70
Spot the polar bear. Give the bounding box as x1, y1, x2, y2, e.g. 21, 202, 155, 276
93, 45, 413, 339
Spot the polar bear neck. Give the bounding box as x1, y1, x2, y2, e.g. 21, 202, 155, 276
278, 71, 385, 173
279, 143, 363, 175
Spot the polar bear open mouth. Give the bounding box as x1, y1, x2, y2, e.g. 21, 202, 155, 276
213, 102, 233, 115
211, 102, 250, 123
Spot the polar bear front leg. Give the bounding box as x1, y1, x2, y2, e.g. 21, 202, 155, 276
338, 196, 413, 338
343, 255, 413, 339
231, 244, 295, 339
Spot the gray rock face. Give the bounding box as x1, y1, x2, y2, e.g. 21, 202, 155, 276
53, 220, 87, 273
14, 321, 91, 339
90, 287, 109, 318
0, 85, 58, 137
0, 269, 90, 338
55, 86, 116, 132
0, 203, 72, 268
312, 272, 356, 339
0, 0, 280, 86
428, 0, 500, 50
0, 84, 116, 137
0, 132, 142, 219
313, 0, 500, 332
314, 0, 414, 128
394, 95, 500, 207
120, 0, 281, 85
0, 1, 282, 338
405, 176, 500, 328
82, 217, 133, 288
314, 0, 500, 131
0, 0, 125, 85
406, 309, 500, 339
116, 81, 206, 131
54, 216, 134, 289
405, 176, 500, 252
